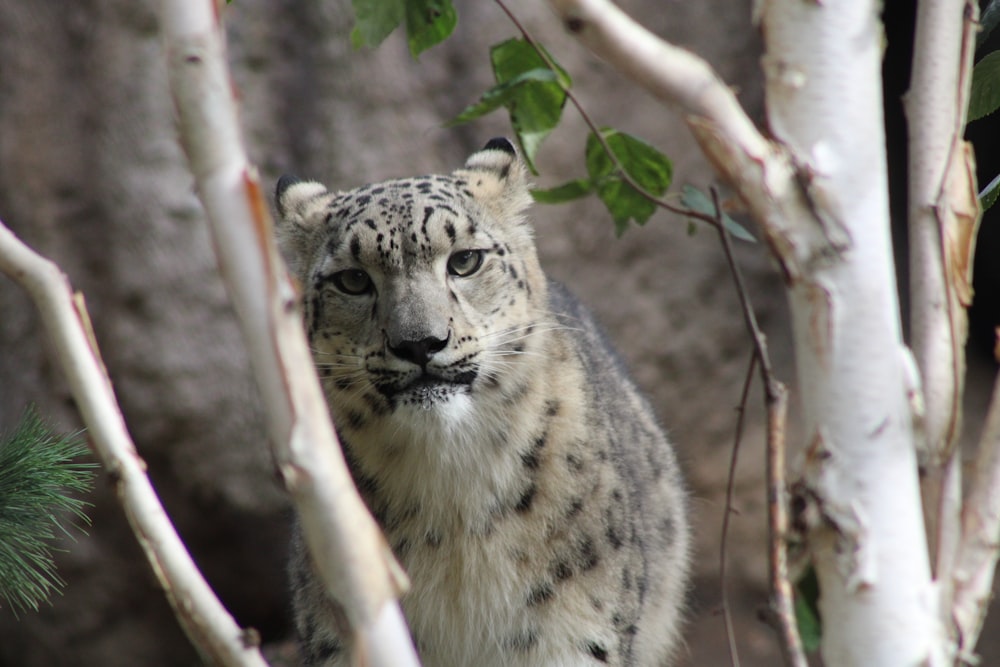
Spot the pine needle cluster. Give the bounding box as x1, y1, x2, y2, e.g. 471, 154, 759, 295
0, 408, 96, 615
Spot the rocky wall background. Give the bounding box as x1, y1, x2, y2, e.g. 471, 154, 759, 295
0, 1, 996, 665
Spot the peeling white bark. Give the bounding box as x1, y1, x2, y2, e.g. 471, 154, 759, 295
905, 0, 978, 467
762, 2, 942, 663
156, 1, 419, 665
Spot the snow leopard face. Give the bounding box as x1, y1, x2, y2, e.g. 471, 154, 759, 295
274, 139, 547, 432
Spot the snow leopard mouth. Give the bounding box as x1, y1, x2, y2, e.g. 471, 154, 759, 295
379, 369, 478, 405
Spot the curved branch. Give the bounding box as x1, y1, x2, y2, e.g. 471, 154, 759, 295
546, 0, 831, 287
0, 221, 268, 667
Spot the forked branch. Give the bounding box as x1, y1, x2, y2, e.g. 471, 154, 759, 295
0, 221, 268, 667
712, 192, 806, 667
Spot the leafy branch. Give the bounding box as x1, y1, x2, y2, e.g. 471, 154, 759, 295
351, 0, 755, 238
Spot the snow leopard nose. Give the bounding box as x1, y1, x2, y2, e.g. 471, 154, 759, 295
388, 334, 449, 367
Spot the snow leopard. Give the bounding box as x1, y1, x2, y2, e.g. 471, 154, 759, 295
275, 138, 690, 666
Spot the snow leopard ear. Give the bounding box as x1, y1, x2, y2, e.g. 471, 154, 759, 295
275, 175, 329, 221
274, 175, 330, 278
457, 138, 532, 222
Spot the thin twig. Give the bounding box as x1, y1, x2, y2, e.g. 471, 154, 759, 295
0, 220, 269, 667
711, 190, 806, 667
493, 0, 724, 231
720, 352, 758, 667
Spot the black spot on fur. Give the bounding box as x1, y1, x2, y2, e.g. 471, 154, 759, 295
566, 452, 585, 473
527, 583, 554, 607
577, 535, 600, 571
545, 400, 560, 417
515, 483, 537, 513
520, 434, 546, 470
552, 560, 573, 581
566, 497, 584, 518
505, 629, 538, 652
344, 410, 365, 431
349, 236, 361, 260
585, 641, 609, 663
606, 520, 624, 550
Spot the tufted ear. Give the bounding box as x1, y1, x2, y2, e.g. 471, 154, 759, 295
274, 175, 330, 279
456, 138, 532, 222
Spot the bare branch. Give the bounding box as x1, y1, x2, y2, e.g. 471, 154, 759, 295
905, 0, 980, 469
0, 221, 268, 667
155, 1, 418, 664
906, 1, 984, 655
952, 352, 1000, 659
719, 352, 757, 667
545, 0, 833, 284
712, 191, 806, 667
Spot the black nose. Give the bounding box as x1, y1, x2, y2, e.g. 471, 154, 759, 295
389, 335, 448, 367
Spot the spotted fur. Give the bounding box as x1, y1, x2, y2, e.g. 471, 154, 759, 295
277, 139, 690, 666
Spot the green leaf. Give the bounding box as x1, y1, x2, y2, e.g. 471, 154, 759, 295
530, 179, 595, 204
794, 567, 822, 653
679, 184, 756, 242
978, 0, 1000, 53
981, 172, 1000, 212
0, 408, 95, 615
969, 50, 1000, 122
405, 0, 457, 59
447, 69, 559, 126
350, 0, 405, 50
584, 129, 672, 234
489, 39, 571, 174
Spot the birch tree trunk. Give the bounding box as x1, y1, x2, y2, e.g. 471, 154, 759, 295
764, 1, 941, 661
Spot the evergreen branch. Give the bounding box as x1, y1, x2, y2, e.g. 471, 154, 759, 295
0, 407, 95, 615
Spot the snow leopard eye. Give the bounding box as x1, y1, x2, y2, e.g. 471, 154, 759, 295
331, 269, 373, 295
447, 250, 485, 277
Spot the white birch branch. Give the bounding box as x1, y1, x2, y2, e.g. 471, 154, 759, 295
905, 2, 986, 658
952, 368, 1000, 661
0, 220, 268, 667
905, 0, 980, 468
546, 0, 839, 288
155, 2, 418, 665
